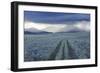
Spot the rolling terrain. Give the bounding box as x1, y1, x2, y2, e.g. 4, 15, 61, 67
24, 32, 90, 62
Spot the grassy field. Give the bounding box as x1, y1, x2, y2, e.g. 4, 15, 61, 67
24, 32, 90, 62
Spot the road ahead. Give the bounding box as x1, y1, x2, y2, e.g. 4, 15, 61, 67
48, 40, 78, 60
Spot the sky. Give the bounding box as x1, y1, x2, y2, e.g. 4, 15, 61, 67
24, 11, 90, 33
24, 11, 90, 24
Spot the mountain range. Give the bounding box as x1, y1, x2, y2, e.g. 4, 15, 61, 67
24, 21, 90, 34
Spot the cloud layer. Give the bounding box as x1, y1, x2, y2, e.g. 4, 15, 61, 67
24, 11, 90, 24
24, 21, 90, 33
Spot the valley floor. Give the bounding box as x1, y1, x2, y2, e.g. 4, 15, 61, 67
24, 32, 90, 62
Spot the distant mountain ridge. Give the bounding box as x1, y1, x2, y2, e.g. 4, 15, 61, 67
24, 21, 90, 34
24, 31, 52, 34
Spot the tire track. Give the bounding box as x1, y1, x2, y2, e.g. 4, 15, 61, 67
48, 40, 78, 60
